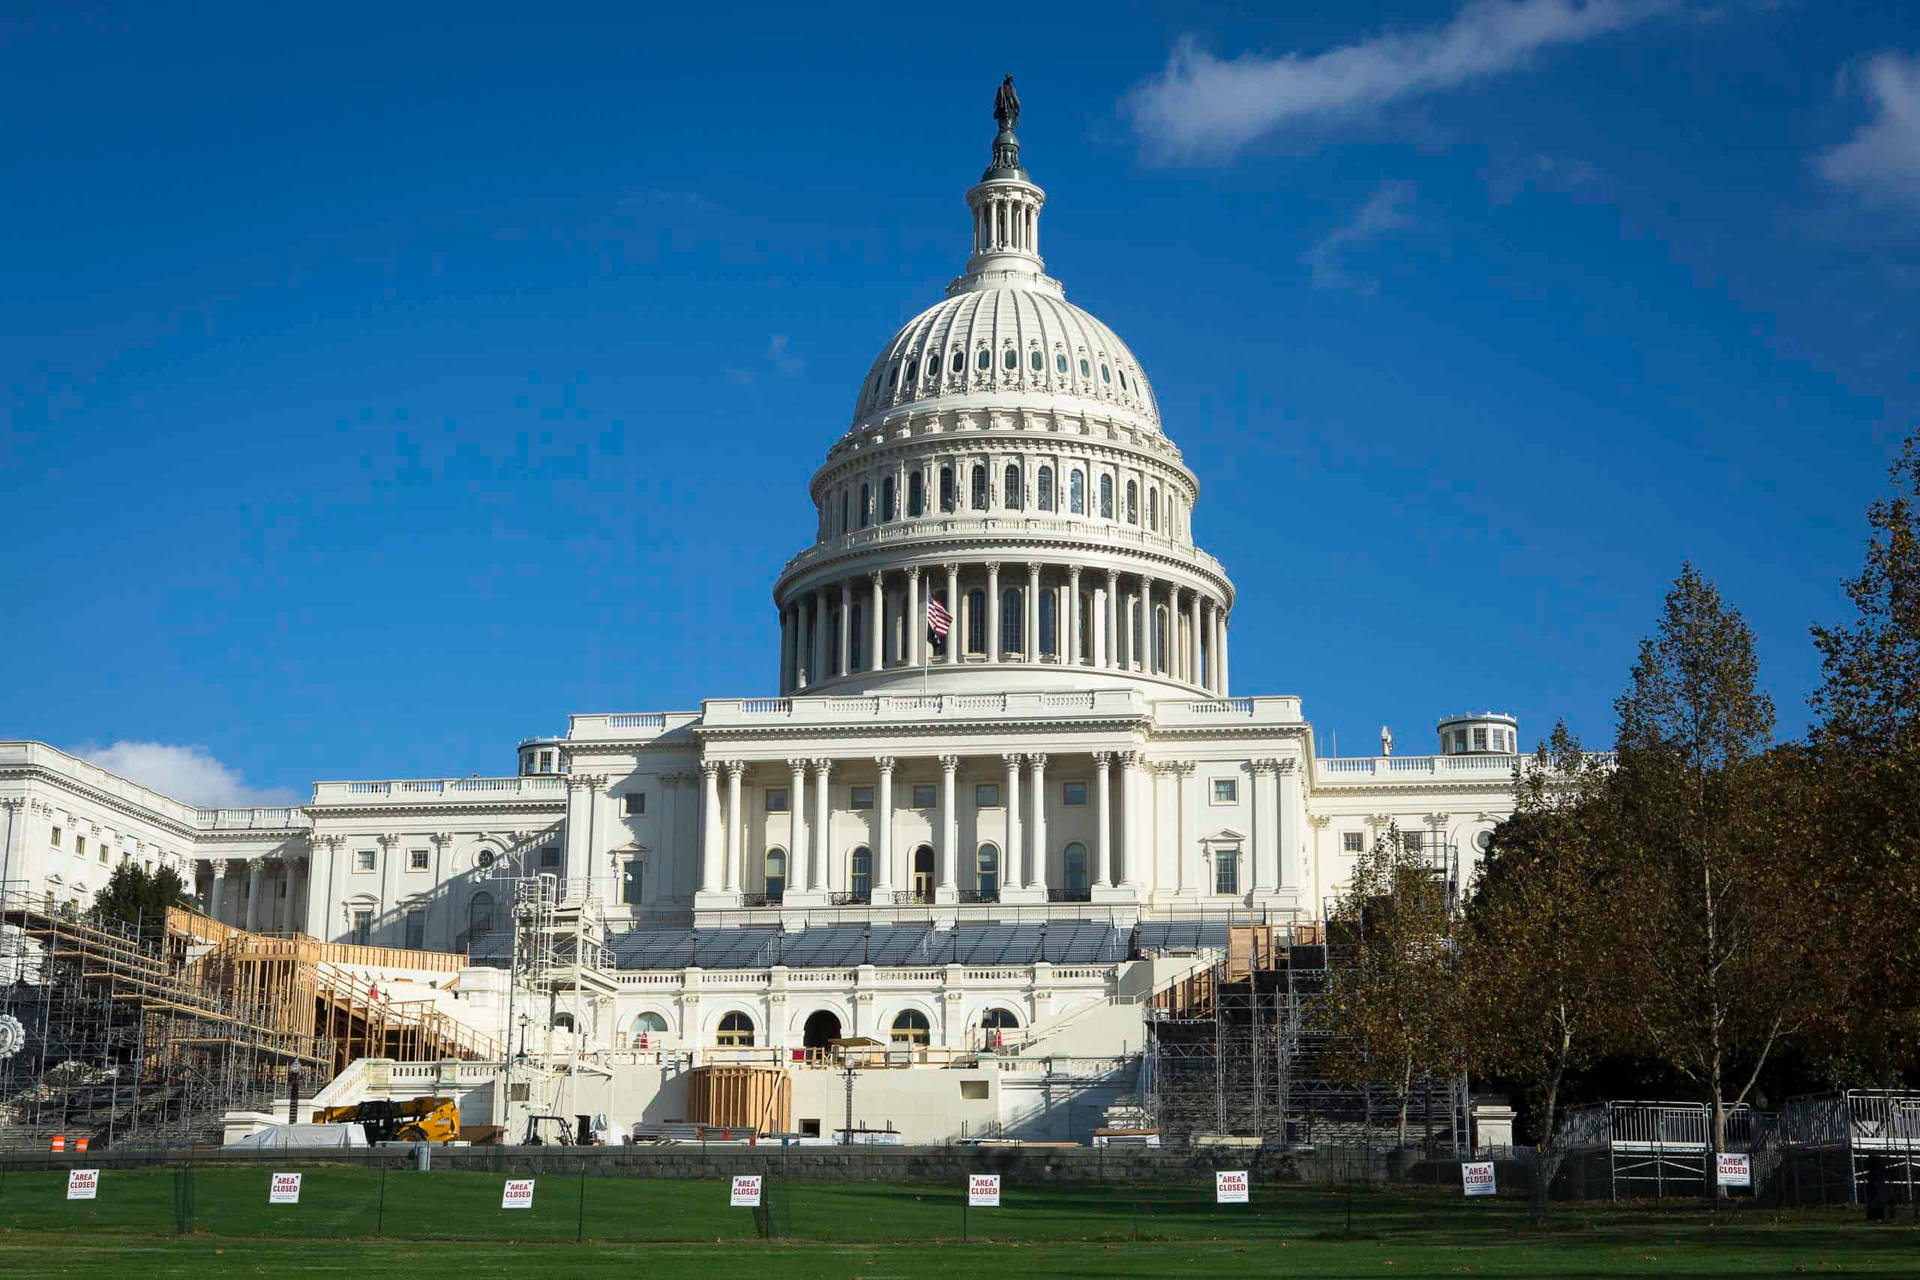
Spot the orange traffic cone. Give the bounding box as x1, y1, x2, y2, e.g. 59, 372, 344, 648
74, 1136, 90, 1153
50, 1135, 65, 1153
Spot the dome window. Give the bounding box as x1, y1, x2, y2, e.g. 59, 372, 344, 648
1101, 363, 1112, 384
1119, 368, 1129, 390
1002, 348, 1017, 371
908, 472, 925, 518
859, 483, 871, 529
1079, 358, 1091, 378
1037, 465, 1054, 512
1099, 474, 1114, 519
976, 349, 991, 372
1003, 463, 1022, 510
906, 358, 918, 383
1126, 480, 1138, 524
889, 363, 900, 390
1069, 470, 1085, 515
1055, 352, 1068, 374
970, 464, 988, 511
1029, 349, 1043, 372
927, 353, 941, 378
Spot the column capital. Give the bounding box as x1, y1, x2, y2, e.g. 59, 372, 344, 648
984, 560, 1000, 574
788, 758, 809, 777
699, 759, 723, 779
378, 832, 402, 848
869, 569, 885, 586
246, 856, 268, 873
1105, 567, 1120, 585
1116, 748, 1144, 767
1275, 757, 1299, 776
1154, 759, 1195, 778
906, 565, 922, 582
1025, 752, 1048, 770
1308, 814, 1333, 829
939, 754, 962, 774
1000, 751, 1023, 769
1427, 811, 1451, 825
942, 561, 961, 574
1068, 564, 1083, 580
1250, 758, 1282, 776
431, 831, 455, 847
1025, 561, 1040, 577
723, 760, 747, 779
874, 755, 897, 775
1090, 750, 1113, 767
810, 757, 834, 776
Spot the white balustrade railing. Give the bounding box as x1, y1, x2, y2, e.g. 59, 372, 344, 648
312, 776, 567, 804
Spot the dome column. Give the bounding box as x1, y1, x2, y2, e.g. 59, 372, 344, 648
1220, 611, 1231, 696
811, 588, 828, 688
838, 581, 853, 678
1024, 563, 1040, 662
944, 564, 961, 666
906, 568, 922, 667
868, 571, 884, 673
1067, 567, 1083, 665
1141, 574, 1158, 675
986, 562, 1002, 663
1188, 590, 1203, 688
1103, 570, 1120, 671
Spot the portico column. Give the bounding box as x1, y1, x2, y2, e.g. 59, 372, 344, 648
873, 757, 896, 897
1067, 567, 1083, 665
1140, 575, 1158, 674
1252, 760, 1279, 895
1171, 762, 1193, 894
944, 563, 961, 666
290, 856, 308, 933
723, 761, 745, 893
217, 859, 239, 925
838, 582, 853, 677
1120, 751, 1147, 890
1219, 612, 1230, 695
788, 760, 808, 893
244, 857, 265, 931
1026, 754, 1048, 893
1092, 751, 1113, 890
699, 761, 722, 893
1188, 591, 1202, 686
986, 562, 1002, 663
1024, 563, 1040, 661
906, 568, 922, 667
811, 759, 833, 891
1276, 759, 1301, 891
868, 571, 884, 672
1002, 753, 1023, 885
937, 755, 960, 893
1103, 570, 1120, 670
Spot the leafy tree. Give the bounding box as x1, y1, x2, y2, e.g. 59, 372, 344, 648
89, 860, 191, 941
1461, 721, 1621, 1148
1321, 825, 1466, 1151
1611, 563, 1829, 1174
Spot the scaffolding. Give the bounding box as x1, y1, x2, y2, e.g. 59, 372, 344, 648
1144, 922, 1466, 1151
1775, 1090, 1920, 1206
1553, 1101, 1773, 1200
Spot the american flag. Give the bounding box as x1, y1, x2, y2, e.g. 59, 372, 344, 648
926, 595, 952, 639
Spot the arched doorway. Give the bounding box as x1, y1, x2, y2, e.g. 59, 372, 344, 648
803, 1010, 842, 1050
911, 845, 934, 902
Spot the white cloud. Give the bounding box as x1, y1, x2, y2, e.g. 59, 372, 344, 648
767, 334, 805, 375
1126, 1, 1675, 159
1304, 181, 1418, 293
1817, 52, 1920, 212
71, 741, 297, 808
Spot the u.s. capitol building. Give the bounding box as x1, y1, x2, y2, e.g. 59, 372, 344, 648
1, 90, 1538, 1109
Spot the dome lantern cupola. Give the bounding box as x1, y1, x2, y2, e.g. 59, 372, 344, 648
953, 75, 1054, 298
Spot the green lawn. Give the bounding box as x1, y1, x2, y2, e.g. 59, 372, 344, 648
0, 1166, 1912, 1276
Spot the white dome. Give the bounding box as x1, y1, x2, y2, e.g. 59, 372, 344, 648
851, 287, 1162, 436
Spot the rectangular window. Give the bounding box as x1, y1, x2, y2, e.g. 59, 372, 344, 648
50, 827, 62, 848
1215, 853, 1240, 896
1062, 781, 1088, 806
404, 909, 426, 950
1402, 831, 1423, 853
799, 1118, 822, 1138
1343, 832, 1365, 854
409, 848, 429, 871
849, 786, 874, 811
539, 750, 554, 771
351, 910, 372, 945
911, 783, 936, 809
1211, 778, 1238, 804
622, 859, 643, 905
1472, 728, 1488, 751
76, 835, 86, 858
539, 846, 561, 868
974, 783, 999, 808
355, 849, 376, 872
765, 789, 789, 813
624, 792, 646, 816
1453, 730, 1468, 753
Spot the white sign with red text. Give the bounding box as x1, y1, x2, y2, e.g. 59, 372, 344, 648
269, 1172, 303, 1205
1462, 1161, 1497, 1197
67, 1169, 99, 1201
968, 1174, 1001, 1207
1716, 1153, 1752, 1188
501, 1178, 536, 1210
1215, 1170, 1250, 1204
731, 1174, 763, 1207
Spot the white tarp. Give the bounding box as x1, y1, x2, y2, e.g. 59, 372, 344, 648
228, 1122, 369, 1149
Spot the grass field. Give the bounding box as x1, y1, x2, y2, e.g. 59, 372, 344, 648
0, 1165, 1913, 1276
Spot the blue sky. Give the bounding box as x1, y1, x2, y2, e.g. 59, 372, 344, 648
4, 2, 1916, 804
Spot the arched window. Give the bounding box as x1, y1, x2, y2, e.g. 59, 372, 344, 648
1078, 593, 1093, 663
965, 589, 986, 654
881, 476, 896, 523
890, 1009, 931, 1047
1130, 599, 1143, 667
975, 348, 990, 371
1037, 465, 1054, 512
976, 844, 999, 899
980, 1007, 1019, 1030
1064, 843, 1089, 897
1154, 607, 1168, 674
1148, 489, 1158, 531
850, 846, 872, 901
908, 472, 925, 518
905, 357, 918, 384
1038, 590, 1056, 657
970, 464, 988, 510
939, 465, 955, 513
1100, 363, 1112, 384
1055, 352, 1068, 374
1003, 463, 1021, 510
1069, 470, 1085, 514
631, 1012, 667, 1044
1126, 480, 1138, 524
849, 603, 864, 669
859, 483, 871, 529
1099, 474, 1114, 518
764, 848, 786, 902
1120, 368, 1130, 390
1002, 588, 1023, 655
552, 1012, 575, 1031
926, 352, 940, 380
468, 891, 495, 938
888, 363, 900, 390
1028, 348, 1043, 372
1079, 357, 1091, 378
717, 1012, 755, 1047
1001, 347, 1016, 371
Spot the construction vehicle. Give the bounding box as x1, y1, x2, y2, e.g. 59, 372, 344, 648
314, 1095, 461, 1143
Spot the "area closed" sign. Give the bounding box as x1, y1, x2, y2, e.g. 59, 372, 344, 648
269, 1172, 302, 1204
968, 1173, 1001, 1206
1716, 1153, 1752, 1188
1462, 1161, 1497, 1197
1215, 1170, 1250, 1204
66, 1169, 99, 1201
730, 1174, 763, 1207
501, 1178, 536, 1210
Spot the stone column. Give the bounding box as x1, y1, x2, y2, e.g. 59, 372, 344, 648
564, 773, 593, 886
1067, 567, 1083, 665
1219, 612, 1230, 695
1172, 762, 1194, 895
1140, 574, 1158, 674
290, 856, 308, 934
838, 581, 853, 677
698, 761, 722, 894
1092, 751, 1113, 890
811, 759, 833, 892
1252, 759, 1280, 895
1026, 754, 1048, 893
944, 563, 961, 666
938, 755, 960, 895
873, 757, 896, 897
1002, 753, 1023, 885
1104, 570, 1120, 670
1025, 563, 1040, 661
1276, 759, 1302, 891
244, 857, 265, 931
1120, 751, 1148, 891
869, 571, 885, 672
779, 605, 793, 695
723, 761, 745, 893
217, 859, 239, 925
1188, 590, 1203, 686
811, 587, 828, 686
986, 562, 1002, 663
906, 567, 922, 668
1207, 603, 1223, 694
788, 760, 808, 893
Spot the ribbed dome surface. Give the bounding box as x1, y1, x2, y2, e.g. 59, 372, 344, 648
851, 286, 1162, 434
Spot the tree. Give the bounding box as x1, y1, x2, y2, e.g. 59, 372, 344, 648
89, 861, 190, 941
1321, 825, 1466, 1152
1460, 721, 1621, 1148
1610, 563, 1828, 1176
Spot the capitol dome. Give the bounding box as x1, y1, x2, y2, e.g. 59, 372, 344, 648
770, 80, 1237, 701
